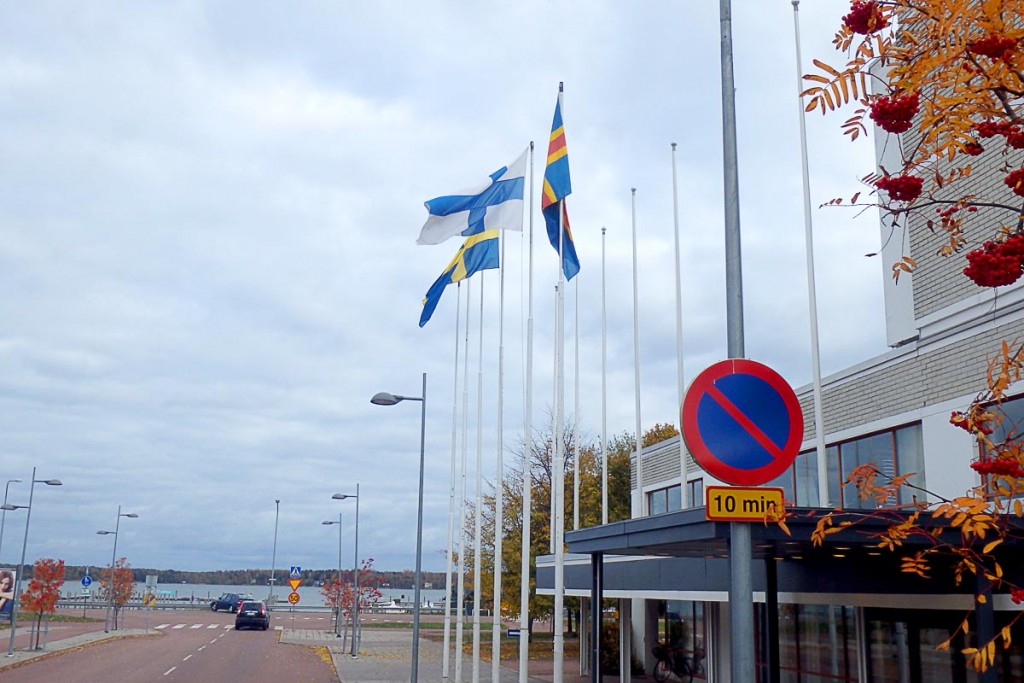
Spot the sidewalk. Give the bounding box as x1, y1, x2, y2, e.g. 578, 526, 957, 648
280, 627, 626, 683
0, 628, 155, 671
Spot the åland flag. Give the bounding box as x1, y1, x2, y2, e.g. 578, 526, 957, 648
542, 85, 580, 281
419, 229, 500, 327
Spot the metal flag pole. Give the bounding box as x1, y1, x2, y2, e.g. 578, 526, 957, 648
455, 279, 472, 683
630, 188, 643, 516
471, 278, 485, 683
671, 143, 689, 509
518, 141, 536, 683
601, 227, 608, 525
443, 284, 462, 679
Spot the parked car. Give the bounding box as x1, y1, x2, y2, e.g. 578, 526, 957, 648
234, 600, 270, 631
210, 592, 253, 612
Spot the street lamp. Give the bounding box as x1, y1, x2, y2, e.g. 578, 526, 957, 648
371, 371, 427, 683
332, 487, 359, 658
0, 479, 22, 564
98, 505, 138, 633
322, 513, 343, 636
269, 499, 280, 604
6, 467, 61, 657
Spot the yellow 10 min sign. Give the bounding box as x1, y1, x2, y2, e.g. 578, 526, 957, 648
705, 485, 784, 522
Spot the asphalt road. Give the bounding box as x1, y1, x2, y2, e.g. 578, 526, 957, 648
2, 609, 338, 683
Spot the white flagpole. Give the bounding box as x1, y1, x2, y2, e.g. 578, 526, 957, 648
573, 278, 580, 531
792, 0, 828, 505
443, 283, 463, 679
472, 278, 485, 683
601, 227, 608, 525
671, 144, 689, 509
518, 141, 535, 683
455, 279, 472, 683
553, 204, 566, 683
491, 184, 508, 683
631, 188, 644, 515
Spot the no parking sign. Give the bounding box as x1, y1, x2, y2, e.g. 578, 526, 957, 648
682, 359, 803, 486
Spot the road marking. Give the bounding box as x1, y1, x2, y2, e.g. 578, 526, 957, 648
207, 624, 219, 629
172, 624, 186, 629
183, 655, 192, 661
210, 638, 218, 644
163, 667, 176, 676
189, 624, 203, 629
197, 646, 206, 651
155, 624, 170, 630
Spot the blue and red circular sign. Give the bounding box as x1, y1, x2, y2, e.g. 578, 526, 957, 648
681, 359, 804, 486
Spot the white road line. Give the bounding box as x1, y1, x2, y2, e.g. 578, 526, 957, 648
163, 667, 176, 676
155, 624, 170, 630
206, 624, 219, 629
183, 655, 192, 662
189, 624, 203, 629
197, 646, 206, 651
210, 638, 218, 644
172, 624, 186, 629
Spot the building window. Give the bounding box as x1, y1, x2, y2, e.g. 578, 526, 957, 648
826, 423, 925, 509
764, 450, 819, 506
658, 600, 706, 679
647, 480, 704, 515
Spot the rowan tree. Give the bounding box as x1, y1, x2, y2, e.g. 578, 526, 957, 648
804, 1, 1024, 671
98, 557, 134, 630
320, 557, 383, 616
19, 558, 64, 650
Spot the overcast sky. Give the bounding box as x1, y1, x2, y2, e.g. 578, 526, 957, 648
0, 2, 888, 575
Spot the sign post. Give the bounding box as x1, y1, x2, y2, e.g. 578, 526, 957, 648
682, 358, 803, 681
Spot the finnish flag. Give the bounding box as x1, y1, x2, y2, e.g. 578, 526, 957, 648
416, 147, 527, 245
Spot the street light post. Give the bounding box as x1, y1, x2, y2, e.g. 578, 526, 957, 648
98, 505, 138, 633
332, 486, 360, 658
322, 513, 343, 636
269, 499, 280, 604
371, 372, 427, 683
5, 467, 61, 657
0, 479, 22, 564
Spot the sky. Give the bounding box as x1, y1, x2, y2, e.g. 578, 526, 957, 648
0, 1, 889, 575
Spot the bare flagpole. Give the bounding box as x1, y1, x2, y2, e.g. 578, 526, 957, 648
630, 188, 643, 515
472, 278, 485, 683
442, 283, 463, 679
518, 141, 535, 683
671, 144, 689, 509
601, 227, 608, 525
792, 0, 828, 505
573, 277, 580, 532
455, 279, 472, 683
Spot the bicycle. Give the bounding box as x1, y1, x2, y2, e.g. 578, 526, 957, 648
652, 643, 706, 682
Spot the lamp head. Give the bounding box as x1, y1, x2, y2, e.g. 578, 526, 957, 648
370, 392, 401, 406
322, 520, 333, 525
7, 479, 21, 484
97, 530, 114, 535
123, 513, 139, 518
332, 493, 354, 500
0, 503, 25, 511
42, 479, 62, 486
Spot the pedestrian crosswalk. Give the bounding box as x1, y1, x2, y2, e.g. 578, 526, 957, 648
154, 616, 328, 631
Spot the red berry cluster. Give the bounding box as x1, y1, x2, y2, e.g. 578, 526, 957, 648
971, 457, 1024, 478
974, 121, 1024, 148
843, 1, 888, 35
951, 410, 994, 435
875, 174, 923, 202
1013, 588, 1024, 605
967, 34, 1018, 61
869, 92, 920, 134
963, 234, 1024, 287
964, 141, 985, 156
1006, 169, 1024, 197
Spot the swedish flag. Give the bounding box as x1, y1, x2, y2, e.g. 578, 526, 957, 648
419, 229, 499, 327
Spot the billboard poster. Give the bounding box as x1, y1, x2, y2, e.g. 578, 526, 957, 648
0, 568, 15, 622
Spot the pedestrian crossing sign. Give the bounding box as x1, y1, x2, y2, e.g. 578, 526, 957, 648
289, 566, 301, 579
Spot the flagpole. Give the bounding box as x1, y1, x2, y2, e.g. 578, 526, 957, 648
573, 277, 580, 532
630, 188, 643, 516
455, 279, 472, 683
443, 283, 462, 679
518, 141, 535, 683
792, 0, 828, 506
553, 197, 566, 683
491, 183, 508, 683
472, 278, 485, 683
601, 227, 608, 525
671, 143, 689, 509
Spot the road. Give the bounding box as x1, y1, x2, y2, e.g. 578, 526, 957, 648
2, 608, 338, 683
